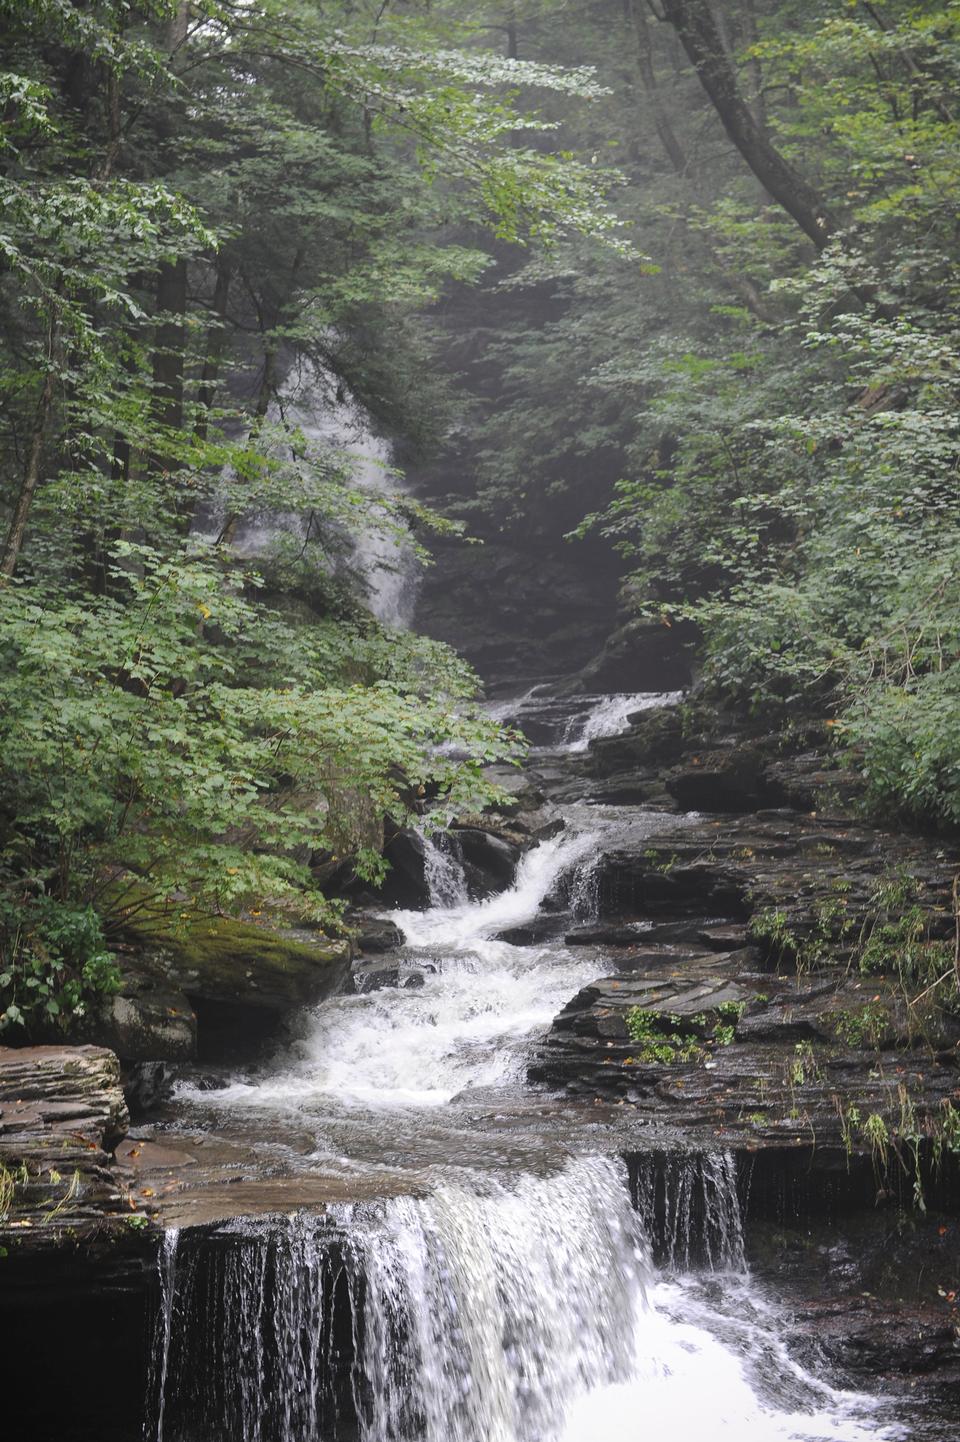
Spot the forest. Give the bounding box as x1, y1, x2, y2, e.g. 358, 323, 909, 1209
2, 6, 960, 1438
3, 1, 959, 1034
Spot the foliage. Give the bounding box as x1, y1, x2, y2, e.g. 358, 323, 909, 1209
0, 897, 120, 1033
1, 0, 629, 990
625, 1007, 704, 1064
416, 2, 960, 841
0, 544, 516, 929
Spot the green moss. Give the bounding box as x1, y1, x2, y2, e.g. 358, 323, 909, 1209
832, 1002, 892, 1050
122, 912, 350, 1006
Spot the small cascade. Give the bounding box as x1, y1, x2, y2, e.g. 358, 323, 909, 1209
148, 1154, 888, 1442
629, 1150, 746, 1272
393, 826, 601, 951
482, 690, 682, 753
420, 831, 469, 909
567, 855, 601, 921
185, 828, 606, 1111
199, 379, 419, 629
149, 1228, 180, 1442
562, 691, 682, 752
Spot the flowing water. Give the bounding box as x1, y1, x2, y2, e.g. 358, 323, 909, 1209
198, 378, 419, 628
151, 692, 903, 1442
485, 689, 681, 753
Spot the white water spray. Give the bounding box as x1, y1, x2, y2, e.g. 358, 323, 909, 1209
188, 828, 604, 1111
149, 1156, 892, 1442
561, 691, 682, 752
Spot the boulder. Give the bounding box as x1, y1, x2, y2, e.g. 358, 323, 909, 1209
452, 825, 521, 893
665, 746, 781, 811
559, 617, 696, 694
352, 916, 405, 954
588, 705, 685, 774
116, 915, 352, 1062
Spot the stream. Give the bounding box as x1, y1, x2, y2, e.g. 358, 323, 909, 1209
145, 691, 906, 1442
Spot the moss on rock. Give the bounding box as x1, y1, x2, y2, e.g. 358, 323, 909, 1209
124, 914, 352, 1012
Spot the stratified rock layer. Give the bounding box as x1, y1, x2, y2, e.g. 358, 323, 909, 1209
0, 1044, 146, 1252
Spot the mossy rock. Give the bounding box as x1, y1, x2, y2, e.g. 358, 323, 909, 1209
123, 914, 352, 1013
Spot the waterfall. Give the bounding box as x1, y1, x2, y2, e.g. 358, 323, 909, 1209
161, 746, 894, 1442
420, 831, 469, 909
560, 692, 682, 753
147, 1154, 887, 1442
629, 1150, 746, 1272
199, 377, 419, 629
182, 828, 607, 1111
148, 1228, 180, 1442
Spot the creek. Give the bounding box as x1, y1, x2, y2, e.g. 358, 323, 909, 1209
144, 691, 906, 1442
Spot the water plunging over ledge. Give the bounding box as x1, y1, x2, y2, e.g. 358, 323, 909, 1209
149, 1154, 891, 1442
146, 692, 905, 1440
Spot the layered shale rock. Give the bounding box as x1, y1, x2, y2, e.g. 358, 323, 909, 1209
0, 1045, 145, 1253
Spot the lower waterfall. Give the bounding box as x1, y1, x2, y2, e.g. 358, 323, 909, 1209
156, 698, 905, 1442
148, 1154, 890, 1442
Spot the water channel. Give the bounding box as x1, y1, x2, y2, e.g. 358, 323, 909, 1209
144, 692, 905, 1442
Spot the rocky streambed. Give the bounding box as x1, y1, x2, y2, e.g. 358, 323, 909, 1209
2, 687, 959, 1439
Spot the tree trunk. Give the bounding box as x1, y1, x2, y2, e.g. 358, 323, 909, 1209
152, 258, 187, 435
742, 0, 768, 129
1, 314, 59, 580
195, 256, 234, 443
215, 343, 277, 547
629, 0, 687, 175
165, 1, 191, 53
661, 0, 836, 248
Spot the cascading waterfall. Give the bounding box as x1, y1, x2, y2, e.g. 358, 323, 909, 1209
419, 830, 469, 908
629, 1149, 746, 1272
482, 690, 681, 753
148, 1154, 889, 1442
149, 1228, 180, 1442
162, 721, 896, 1442
186, 827, 608, 1111
200, 378, 419, 629
561, 691, 682, 753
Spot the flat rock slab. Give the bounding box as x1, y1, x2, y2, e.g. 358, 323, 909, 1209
0, 1045, 155, 1256
532, 962, 960, 1170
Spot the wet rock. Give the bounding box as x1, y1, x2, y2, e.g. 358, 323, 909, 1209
588, 706, 685, 774
560, 617, 696, 694
353, 917, 404, 954
379, 826, 431, 907
82, 977, 196, 1063
122, 1060, 174, 1114
352, 960, 401, 993
0, 1045, 148, 1253
532, 961, 960, 1172
744, 1211, 960, 1402
116, 915, 352, 1063
697, 924, 750, 951
665, 746, 783, 812
452, 826, 521, 891
495, 917, 571, 946
564, 923, 654, 947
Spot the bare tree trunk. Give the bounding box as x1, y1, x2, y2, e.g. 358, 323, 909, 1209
630, 0, 687, 174
194, 256, 234, 443
97, 65, 122, 181
165, 1, 191, 53
742, 0, 767, 129
152, 258, 187, 435
661, 0, 836, 248
1, 312, 59, 580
